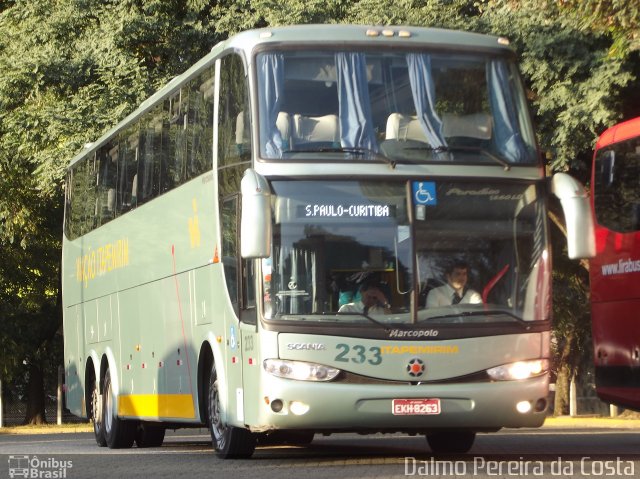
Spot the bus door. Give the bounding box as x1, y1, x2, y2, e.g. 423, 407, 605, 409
216, 50, 256, 424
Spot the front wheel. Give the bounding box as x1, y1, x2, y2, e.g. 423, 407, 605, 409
426, 430, 476, 454
103, 368, 136, 449
207, 362, 256, 458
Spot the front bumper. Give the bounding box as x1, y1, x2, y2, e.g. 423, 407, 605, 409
249, 374, 549, 433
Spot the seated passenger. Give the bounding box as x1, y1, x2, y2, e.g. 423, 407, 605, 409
339, 282, 391, 315
426, 261, 482, 307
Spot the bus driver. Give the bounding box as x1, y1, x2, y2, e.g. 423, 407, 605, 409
426, 261, 482, 307
339, 282, 392, 315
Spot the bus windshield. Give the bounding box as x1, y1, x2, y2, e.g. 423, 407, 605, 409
256, 49, 537, 165
262, 180, 549, 326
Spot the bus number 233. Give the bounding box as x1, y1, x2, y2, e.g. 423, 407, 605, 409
335, 344, 383, 365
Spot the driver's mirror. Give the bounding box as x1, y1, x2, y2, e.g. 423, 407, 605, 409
240, 169, 271, 258
551, 173, 595, 259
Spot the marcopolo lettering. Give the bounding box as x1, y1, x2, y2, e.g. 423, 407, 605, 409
389, 329, 439, 338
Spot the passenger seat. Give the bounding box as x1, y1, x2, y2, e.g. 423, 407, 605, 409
292, 114, 339, 146
442, 113, 492, 140
385, 113, 427, 142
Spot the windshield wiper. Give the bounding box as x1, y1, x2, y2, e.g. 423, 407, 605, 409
282, 147, 397, 168
337, 311, 391, 332
424, 309, 521, 322
405, 145, 511, 171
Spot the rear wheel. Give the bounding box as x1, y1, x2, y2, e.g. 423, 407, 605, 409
103, 368, 136, 449
91, 380, 106, 447
135, 422, 166, 448
207, 362, 256, 458
426, 431, 476, 454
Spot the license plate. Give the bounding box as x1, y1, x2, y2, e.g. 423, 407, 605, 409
392, 398, 441, 415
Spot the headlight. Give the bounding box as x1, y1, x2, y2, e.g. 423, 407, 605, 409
263, 359, 340, 381
486, 359, 549, 381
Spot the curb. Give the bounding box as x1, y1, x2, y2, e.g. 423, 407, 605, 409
0, 425, 93, 435
542, 416, 640, 429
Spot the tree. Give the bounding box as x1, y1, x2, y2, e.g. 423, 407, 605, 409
557, 0, 640, 57
0, 0, 224, 424
472, 0, 637, 413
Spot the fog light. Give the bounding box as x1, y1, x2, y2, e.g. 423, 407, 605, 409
271, 399, 284, 413
516, 400, 532, 413
290, 401, 310, 416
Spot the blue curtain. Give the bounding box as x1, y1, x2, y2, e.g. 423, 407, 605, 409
487, 60, 527, 163
406, 53, 447, 149
258, 53, 285, 158
335, 53, 378, 151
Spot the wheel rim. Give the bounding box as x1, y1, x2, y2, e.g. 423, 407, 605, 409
92, 385, 102, 433
104, 378, 114, 435
208, 374, 227, 450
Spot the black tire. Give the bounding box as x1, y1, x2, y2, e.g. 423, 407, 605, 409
135, 422, 166, 448
426, 430, 476, 454
207, 361, 256, 458
103, 368, 136, 449
91, 380, 107, 447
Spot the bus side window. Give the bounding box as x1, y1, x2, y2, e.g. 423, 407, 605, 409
66, 160, 90, 238
169, 89, 187, 186
116, 127, 139, 215
594, 141, 640, 233
137, 116, 159, 206
96, 145, 117, 226
186, 68, 215, 179
217, 52, 256, 320
221, 196, 239, 310
217, 53, 251, 176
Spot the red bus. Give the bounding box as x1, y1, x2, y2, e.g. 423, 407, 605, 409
590, 116, 640, 411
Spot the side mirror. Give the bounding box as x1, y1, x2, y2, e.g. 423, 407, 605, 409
240, 169, 271, 258
551, 173, 595, 259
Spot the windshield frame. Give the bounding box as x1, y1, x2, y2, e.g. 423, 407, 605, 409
258, 177, 551, 338
251, 43, 539, 167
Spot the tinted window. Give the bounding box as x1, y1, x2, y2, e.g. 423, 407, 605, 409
594, 137, 640, 233
64, 67, 215, 239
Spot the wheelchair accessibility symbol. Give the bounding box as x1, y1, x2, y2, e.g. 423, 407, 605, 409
412, 181, 437, 205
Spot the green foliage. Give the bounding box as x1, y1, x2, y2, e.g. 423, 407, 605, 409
473, 1, 634, 176
557, 0, 640, 56
0, 0, 225, 421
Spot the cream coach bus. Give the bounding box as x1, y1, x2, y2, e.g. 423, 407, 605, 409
62, 25, 594, 458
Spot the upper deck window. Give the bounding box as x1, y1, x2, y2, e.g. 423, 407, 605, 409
256, 49, 537, 165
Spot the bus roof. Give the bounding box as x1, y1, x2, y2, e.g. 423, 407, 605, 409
68, 25, 514, 168
226, 24, 514, 53
595, 116, 640, 150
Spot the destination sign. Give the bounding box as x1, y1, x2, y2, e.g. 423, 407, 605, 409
299, 203, 395, 218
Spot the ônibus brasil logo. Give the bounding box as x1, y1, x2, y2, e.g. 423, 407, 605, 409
8, 455, 73, 478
